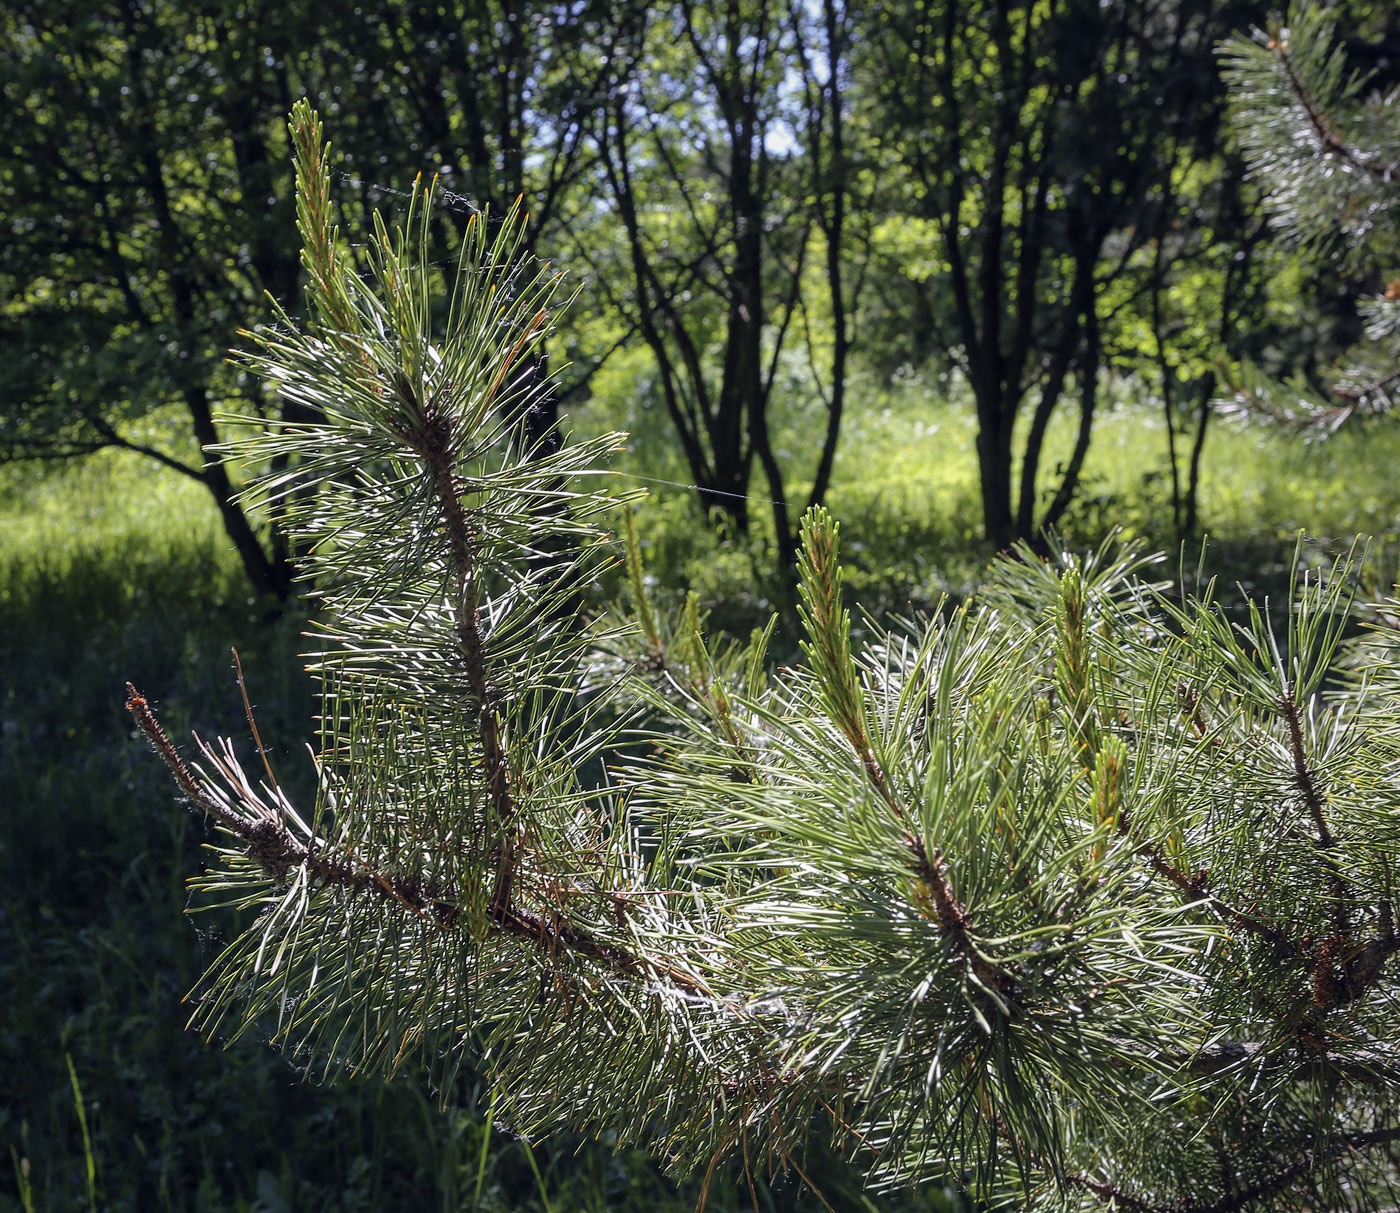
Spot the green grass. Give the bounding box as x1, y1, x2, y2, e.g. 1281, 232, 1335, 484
6, 381, 1400, 1211
0, 454, 610, 1212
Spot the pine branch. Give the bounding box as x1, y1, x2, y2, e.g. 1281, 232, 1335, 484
388, 370, 523, 915
1268, 30, 1400, 184
797, 507, 1017, 1008
127, 682, 714, 996
1134, 839, 1299, 954
288, 100, 367, 355
1332, 364, 1400, 404
1069, 1125, 1400, 1213
1276, 680, 1361, 986
1174, 1038, 1400, 1084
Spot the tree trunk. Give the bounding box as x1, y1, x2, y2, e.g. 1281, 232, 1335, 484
1183, 371, 1215, 540
807, 0, 852, 518
1040, 294, 1101, 534
121, 1, 291, 601
1015, 252, 1094, 538
975, 407, 1017, 551
184, 385, 294, 599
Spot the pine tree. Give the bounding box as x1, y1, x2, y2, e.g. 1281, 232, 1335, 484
132, 102, 1400, 1210
1218, 1, 1400, 429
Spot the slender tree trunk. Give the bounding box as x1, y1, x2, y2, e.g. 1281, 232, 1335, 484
705, 343, 752, 533
750, 418, 795, 567
1147, 240, 1185, 539
122, 0, 290, 600
184, 385, 293, 599
975, 404, 1017, 550
808, 288, 848, 513
1161, 362, 1183, 541
1014, 339, 1078, 536
1183, 371, 1215, 540
1041, 293, 1101, 534
807, 0, 851, 516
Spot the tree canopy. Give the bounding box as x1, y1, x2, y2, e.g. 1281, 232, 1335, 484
6, 0, 1352, 592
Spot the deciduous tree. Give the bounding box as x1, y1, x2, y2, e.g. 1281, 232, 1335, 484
0, 0, 623, 595
579, 0, 864, 565
867, 0, 1262, 548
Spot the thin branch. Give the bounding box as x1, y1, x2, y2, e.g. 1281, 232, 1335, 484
555, 317, 643, 405
83, 413, 205, 480
1173, 1037, 1400, 1084
1333, 364, 1400, 405
1271, 36, 1400, 182
1135, 837, 1299, 954
1281, 685, 1332, 846
1280, 683, 1353, 952
125, 683, 714, 998
1069, 1125, 1400, 1213
390, 375, 522, 916
799, 514, 1016, 1005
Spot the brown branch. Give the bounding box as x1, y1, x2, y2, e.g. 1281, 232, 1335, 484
1178, 682, 1211, 739
906, 833, 1019, 1007
1314, 924, 1400, 1011
1226, 383, 1359, 433
1225, 362, 1396, 434
1280, 684, 1352, 949
800, 518, 1015, 1000
390, 376, 522, 916
126, 684, 212, 813
1134, 693, 1397, 1012
1135, 836, 1298, 954
125, 683, 713, 998
1063, 1173, 1161, 1213
1281, 686, 1331, 846
232, 648, 279, 794
1146, 1037, 1400, 1085
1271, 37, 1400, 183
1333, 364, 1400, 405
128, 683, 444, 923
83, 412, 205, 480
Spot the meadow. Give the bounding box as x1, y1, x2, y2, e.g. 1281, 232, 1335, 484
4, 383, 1399, 1212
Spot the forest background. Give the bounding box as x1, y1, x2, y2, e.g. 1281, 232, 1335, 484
3, 0, 1400, 1209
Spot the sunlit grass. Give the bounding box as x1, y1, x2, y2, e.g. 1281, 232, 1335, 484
568, 372, 1400, 627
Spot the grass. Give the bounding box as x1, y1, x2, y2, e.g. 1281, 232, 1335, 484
0, 454, 609, 1211
5, 380, 1400, 1211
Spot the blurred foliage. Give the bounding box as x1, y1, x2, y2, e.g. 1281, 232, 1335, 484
7, 0, 1393, 585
